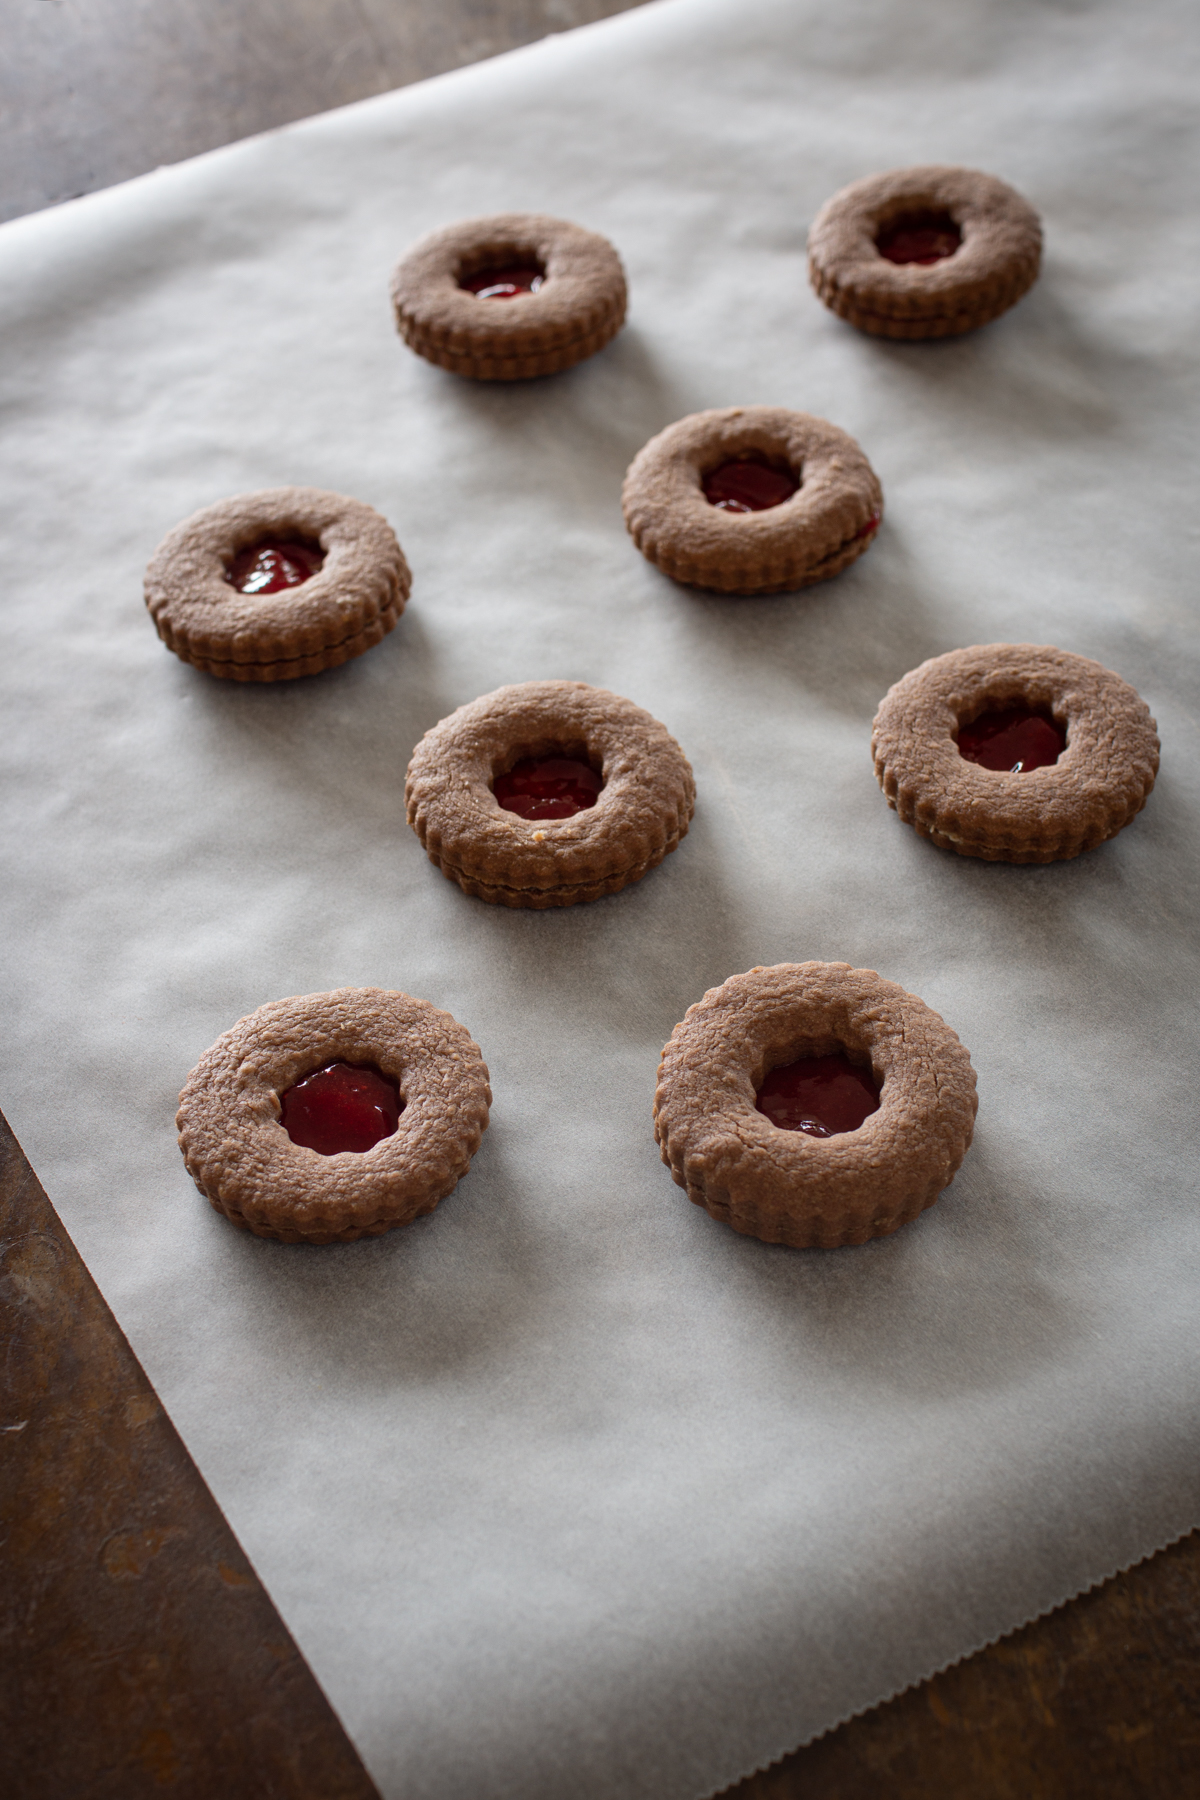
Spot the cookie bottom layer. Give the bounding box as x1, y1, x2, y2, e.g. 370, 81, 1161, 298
158, 603, 400, 682
427, 831, 682, 908
648, 521, 876, 594
400, 309, 623, 380
812, 271, 1036, 339
192, 1173, 457, 1244
909, 797, 1149, 863
671, 1167, 944, 1249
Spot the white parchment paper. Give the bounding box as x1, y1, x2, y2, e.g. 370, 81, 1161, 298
2, 1, 1199, 1794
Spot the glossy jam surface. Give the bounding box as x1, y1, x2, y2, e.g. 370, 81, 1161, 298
876, 213, 962, 266
494, 755, 602, 821
280, 1061, 402, 1156
957, 707, 1066, 774
703, 458, 799, 514
756, 1054, 880, 1138
227, 539, 324, 595
460, 264, 545, 301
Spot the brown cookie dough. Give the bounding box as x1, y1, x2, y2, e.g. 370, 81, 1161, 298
145, 487, 410, 681
654, 963, 977, 1249
405, 680, 695, 908
390, 213, 627, 380
808, 165, 1042, 339
621, 406, 882, 595
177, 987, 491, 1244
872, 644, 1160, 863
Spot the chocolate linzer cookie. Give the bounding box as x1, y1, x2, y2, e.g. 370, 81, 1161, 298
405, 680, 695, 908
390, 213, 626, 380
808, 165, 1042, 339
871, 644, 1160, 863
622, 406, 882, 595
654, 962, 977, 1249
177, 987, 490, 1243
145, 487, 409, 681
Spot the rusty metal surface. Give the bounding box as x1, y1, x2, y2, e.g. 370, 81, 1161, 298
0, 1108, 381, 1800
722, 1529, 1200, 1799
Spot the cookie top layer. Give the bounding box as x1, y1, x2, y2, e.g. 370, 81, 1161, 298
177, 987, 491, 1243
808, 165, 1042, 338
654, 962, 977, 1249
622, 406, 882, 594
872, 644, 1160, 863
405, 680, 695, 905
390, 212, 627, 380
145, 487, 409, 677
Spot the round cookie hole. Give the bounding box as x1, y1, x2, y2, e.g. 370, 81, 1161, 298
702, 452, 799, 515
756, 1049, 880, 1139
279, 1060, 403, 1157
956, 704, 1066, 774
875, 211, 962, 266
226, 537, 325, 595
493, 744, 604, 821
459, 257, 546, 300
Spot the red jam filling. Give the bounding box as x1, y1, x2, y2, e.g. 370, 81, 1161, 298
756, 1054, 880, 1138
703, 459, 799, 514
494, 755, 602, 821
957, 708, 1066, 774
460, 265, 545, 301
876, 213, 962, 266
280, 1062, 402, 1156
227, 539, 323, 595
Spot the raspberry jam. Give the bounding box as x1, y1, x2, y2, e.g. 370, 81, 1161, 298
494, 755, 602, 821
227, 540, 323, 595
703, 459, 799, 514
957, 708, 1066, 774
280, 1062, 402, 1156
756, 1054, 880, 1138
460, 265, 545, 301
876, 213, 962, 266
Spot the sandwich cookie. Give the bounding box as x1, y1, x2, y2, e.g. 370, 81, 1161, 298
871, 644, 1159, 862
405, 680, 695, 908
390, 212, 626, 380
177, 988, 490, 1243
145, 487, 409, 681
808, 165, 1042, 339
655, 963, 977, 1249
622, 406, 882, 595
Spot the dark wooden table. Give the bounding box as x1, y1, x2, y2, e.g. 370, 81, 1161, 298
3, 5, 1198, 1795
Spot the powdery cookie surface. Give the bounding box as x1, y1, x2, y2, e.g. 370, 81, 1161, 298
622, 407, 882, 595
808, 165, 1042, 339
872, 644, 1160, 863
177, 988, 491, 1243
390, 213, 626, 380
405, 680, 695, 908
654, 963, 977, 1249
145, 487, 410, 681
